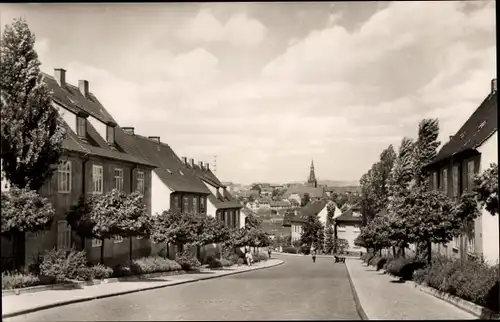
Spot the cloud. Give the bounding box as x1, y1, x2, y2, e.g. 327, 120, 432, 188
177, 9, 267, 46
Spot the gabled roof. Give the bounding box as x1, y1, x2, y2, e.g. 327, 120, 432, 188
300, 199, 329, 217
284, 186, 326, 199
335, 208, 363, 223
43, 74, 155, 167
120, 133, 210, 194
428, 91, 497, 166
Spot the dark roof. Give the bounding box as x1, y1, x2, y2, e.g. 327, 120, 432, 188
43, 74, 155, 167
335, 208, 363, 223
428, 91, 497, 166
284, 186, 326, 199
119, 133, 210, 194
300, 199, 328, 217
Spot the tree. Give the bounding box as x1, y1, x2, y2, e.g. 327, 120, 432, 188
404, 184, 479, 264
324, 203, 336, 254
251, 184, 261, 195
411, 119, 440, 186
1, 18, 65, 191
290, 198, 300, 207
334, 239, 349, 254
1, 186, 55, 268
300, 214, 324, 251
473, 163, 498, 216
67, 189, 152, 263
301, 193, 311, 206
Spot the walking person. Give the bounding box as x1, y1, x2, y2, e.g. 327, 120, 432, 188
268, 247, 272, 259
245, 249, 251, 266
311, 248, 317, 263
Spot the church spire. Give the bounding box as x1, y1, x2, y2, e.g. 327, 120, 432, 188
307, 159, 317, 188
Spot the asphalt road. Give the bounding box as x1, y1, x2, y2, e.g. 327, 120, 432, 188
5, 254, 361, 321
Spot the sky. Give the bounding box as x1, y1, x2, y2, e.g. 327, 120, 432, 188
0, 1, 496, 185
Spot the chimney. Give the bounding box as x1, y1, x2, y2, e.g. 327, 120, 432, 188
122, 127, 135, 135
54, 68, 66, 87
492, 78, 497, 93
205, 162, 210, 171
148, 136, 160, 143
199, 161, 204, 170
182, 157, 188, 165
449, 135, 453, 141
78, 80, 89, 97
190, 158, 195, 167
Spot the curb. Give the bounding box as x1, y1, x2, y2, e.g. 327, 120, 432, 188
276, 253, 361, 260
2, 260, 284, 319
407, 280, 499, 320
344, 261, 369, 320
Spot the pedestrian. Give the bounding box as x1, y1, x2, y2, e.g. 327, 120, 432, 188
268, 248, 272, 259
311, 249, 316, 263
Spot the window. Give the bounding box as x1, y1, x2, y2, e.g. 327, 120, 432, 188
106, 126, 115, 144
114, 236, 123, 243
174, 196, 179, 210
76, 117, 86, 137
92, 165, 103, 194
92, 238, 102, 248
57, 220, 71, 249
452, 165, 459, 198
337, 225, 346, 232
137, 171, 145, 194
467, 160, 475, 191
57, 161, 72, 193
467, 232, 475, 254
200, 197, 205, 213
114, 168, 123, 191
432, 172, 438, 191
183, 196, 189, 212
442, 168, 448, 194
193, 197, 198, 214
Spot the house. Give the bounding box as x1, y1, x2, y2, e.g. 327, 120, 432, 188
185, 157, 244, 229
284, 186, 326, 205
334, 205, 365, 255
261, 187, 274, 198
425, 78, 498, 265
269, 200, 292, 210
15, 68, 157, 269
258, 198, 271, 209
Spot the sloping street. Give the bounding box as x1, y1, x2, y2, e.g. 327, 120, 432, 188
4, 254, 360, 321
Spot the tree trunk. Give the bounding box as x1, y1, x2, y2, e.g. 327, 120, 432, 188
402, 246, 405, 258
392, 246, 396, 257
129, 237, 133, 262
100, 239, 105, 264
379, 249, 382, 256
81, 236, 85, 250
427, 240, 432, 264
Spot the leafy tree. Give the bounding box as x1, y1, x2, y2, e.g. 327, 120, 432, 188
300, 214, 324, 251
473, 163, 498, 216
290, 198, 300, 207
1, 18, 65, 191
411, 119, 440, 186
324, 203, 336, 254
404, 184, 479, 264
67, 189, 152, 263
301, 193, 311, 206
356, 214, 392, 253
1, 186, 55, 268
251, 184, 261, 195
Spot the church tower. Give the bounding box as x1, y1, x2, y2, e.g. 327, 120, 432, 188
306, 159, 318, 188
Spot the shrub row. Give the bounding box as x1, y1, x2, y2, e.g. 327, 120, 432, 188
252, 252, 269, 263
175, 250, 201, 272
362, 251, 499, 312
282, 246, 298, 254
2, 271, 42, 290
207, 258, 233, 269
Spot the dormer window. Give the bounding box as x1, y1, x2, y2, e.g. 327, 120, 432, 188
478, 120, 486, 130
76, 116, 86, 137
106, 122, 116, 144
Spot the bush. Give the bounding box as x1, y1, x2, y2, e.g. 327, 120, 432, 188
386, 257, 426, 281
420, 255, 499, 311
2, 271, 42, 290
207, 258, 232, 269
282, 246, 298, 254
40, 248, 91, 282
175, 250, 201, 271
368, 255, 380, 266
113, 256, 182, 277
252, 252, 268, 263
90, 264, 113, 280
361, 252, 374, 263
236, 258, 245, 266
376, 257, 388, 271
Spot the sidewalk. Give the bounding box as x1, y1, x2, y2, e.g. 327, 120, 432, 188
345, 258, 476, 320
2, 259, 284, 319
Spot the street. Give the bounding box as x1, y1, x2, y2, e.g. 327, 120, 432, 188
4, 255, 361, 321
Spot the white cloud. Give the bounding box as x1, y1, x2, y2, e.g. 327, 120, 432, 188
177, 9, 267, 46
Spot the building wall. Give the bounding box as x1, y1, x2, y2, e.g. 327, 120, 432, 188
317, 204, 328, 226
336, 222, 364, 254
151, 171, 171, 217
477, 132, 499, 265
25, 152, 153, 267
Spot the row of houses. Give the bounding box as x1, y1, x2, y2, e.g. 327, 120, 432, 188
425, 78, 498, 264
1, 68, 244, 269
282, 200, 365, 255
